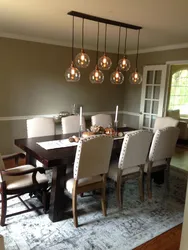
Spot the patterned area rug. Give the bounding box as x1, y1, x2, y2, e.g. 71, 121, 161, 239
0, 168, 186, 250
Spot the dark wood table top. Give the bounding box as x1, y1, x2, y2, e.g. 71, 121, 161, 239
15, 127, 134, 168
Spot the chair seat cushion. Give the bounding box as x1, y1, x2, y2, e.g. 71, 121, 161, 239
66, 175, 102, 194
108, 162, 140, 182
3, 165, 48, 191
144, 159, 167, 173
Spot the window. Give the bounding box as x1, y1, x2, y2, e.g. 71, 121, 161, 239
168, 69, 188, 116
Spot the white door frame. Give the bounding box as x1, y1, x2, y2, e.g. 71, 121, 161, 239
164, 60, 188, 116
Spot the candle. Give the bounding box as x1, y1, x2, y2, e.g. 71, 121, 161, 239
79, 106, 83, 126
115, 105, 118, 122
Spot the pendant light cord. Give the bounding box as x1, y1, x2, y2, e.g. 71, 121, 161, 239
104, 24, 107, 54
117, 26, 121, 65
135, 29, 140, 69
72, 16, 75, 62
82, 18, 84, 49
96, 22, 100, 65
124, 28, 127, 56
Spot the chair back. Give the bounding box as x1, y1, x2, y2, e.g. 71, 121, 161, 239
153, 117, 179, 133
74, 135, 113, 179
119, 130, 153, 169
91, 114, 112, 128
149, 127, 180, 162
0, 154, 5, 171
27, 117, 55, 138
61, 115, 86, 134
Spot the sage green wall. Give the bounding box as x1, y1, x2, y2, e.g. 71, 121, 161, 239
123, 48, 188, 128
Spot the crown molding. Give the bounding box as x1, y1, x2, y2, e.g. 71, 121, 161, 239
1, 32, 188, 55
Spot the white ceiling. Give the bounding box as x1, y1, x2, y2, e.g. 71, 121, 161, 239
0, 0, 188, 53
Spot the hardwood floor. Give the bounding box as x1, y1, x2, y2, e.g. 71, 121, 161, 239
134, 224, 182, 250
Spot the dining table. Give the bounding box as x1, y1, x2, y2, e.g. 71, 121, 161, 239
15, 127, 134, 222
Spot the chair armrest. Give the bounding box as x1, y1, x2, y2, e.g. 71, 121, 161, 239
178, 121, 188, 140
1, 167, 45, 176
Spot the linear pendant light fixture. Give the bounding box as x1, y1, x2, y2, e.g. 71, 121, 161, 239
98, 24, 112, 70
66, 11, 143, 84
65, 16, 81, 82
129, 29, 142, 84
110, 26, 124, 85
89, 22, 104, 84
118, 28, 131, 71
75, 18, 90, 68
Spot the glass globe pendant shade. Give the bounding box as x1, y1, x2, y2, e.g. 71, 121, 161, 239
118, 56, 131, 71
89, 65, 104, 84
75, 49, 90, 68
65, 62, 81, 82
129, 70, 142, 84
98, 54, 112, 70
110, 68, 124, 85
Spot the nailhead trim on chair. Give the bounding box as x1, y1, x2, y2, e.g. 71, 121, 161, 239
119, 130, 151, 169
74, 135, 112, 178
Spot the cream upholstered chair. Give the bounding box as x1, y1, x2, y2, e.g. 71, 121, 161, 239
153, 117, 179, 133
61, 115, 86, 134
108, 130, 153, 208
27, 117, 55, 138
0, 153, 48, 226
145, 127, 180, 199
91, 114, 112, 128
0, 235, 4, 250
66, 135, 113, 227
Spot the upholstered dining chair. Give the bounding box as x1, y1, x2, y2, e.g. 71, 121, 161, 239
91, 114, 112, 128
145, 127, 180, 199
0, 235, 4, 250
108, 130, 153, 208
66, 135, 113, 227
153, 117, 179, 133
27, 117, 55, 138
0, 153, 48, 226
61, 115, 86, 134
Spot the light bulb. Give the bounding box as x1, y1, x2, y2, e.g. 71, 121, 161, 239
98, 54, 112, 70
65, 62, 81, 82
75, 49, 90, 68
110, 68, 124, 84
129, 70, 142, 84
118, 56, 131, 71
89, 66, 104, 84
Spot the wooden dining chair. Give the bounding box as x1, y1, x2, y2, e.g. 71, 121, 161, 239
108, 130, 153, 208
0, 153, 48, 226
145, 127, 180, 199
66, 135, 113, 227
61, 115, 86, 134
91, 114, 112, 128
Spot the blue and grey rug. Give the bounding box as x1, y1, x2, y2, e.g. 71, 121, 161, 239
0, 167, 187, 250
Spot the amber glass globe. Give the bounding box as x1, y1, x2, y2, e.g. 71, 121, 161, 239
129, 70, 142, 84
65, 62, 81, 82
110, 68, 124, 84
98, 54, 112, 70
75, 49, 90, 68
89, 66, 104, 84
118, 56, 131, 71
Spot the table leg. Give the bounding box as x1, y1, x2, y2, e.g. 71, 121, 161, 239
26, 153, 37, 166
49, 164, 71, 222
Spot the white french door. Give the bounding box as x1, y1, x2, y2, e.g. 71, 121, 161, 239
139, 65, 167, 130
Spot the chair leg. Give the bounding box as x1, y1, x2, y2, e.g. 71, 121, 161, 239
42, 189, 49, 213
164, 167, 170, 195
147, 172, 152, 199
72, 182, 78, 228
139, 167, 144, 202
1, 184, 7, 226
101, 175, 107, 217
116, 180, 123, 209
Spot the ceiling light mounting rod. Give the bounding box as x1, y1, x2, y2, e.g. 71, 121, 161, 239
68, 11, 142, 30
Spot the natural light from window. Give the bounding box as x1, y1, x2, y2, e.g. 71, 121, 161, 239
168, 69, 188, 116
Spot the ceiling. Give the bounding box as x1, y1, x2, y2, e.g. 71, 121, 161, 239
0, 0, 188, 54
